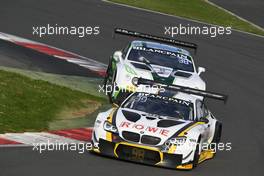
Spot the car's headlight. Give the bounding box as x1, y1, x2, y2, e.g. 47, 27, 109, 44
166, 136, 187, 146
131, 77, 138, 86
103, 121, 118, 133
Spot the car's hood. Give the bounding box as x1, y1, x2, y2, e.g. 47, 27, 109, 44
114, 108, 194, 146
128, 61, 205, 90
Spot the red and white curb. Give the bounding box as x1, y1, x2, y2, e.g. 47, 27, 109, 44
0, 128, 93, 146
0, 32, 107, 76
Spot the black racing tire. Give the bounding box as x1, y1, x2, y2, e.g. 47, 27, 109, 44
103, 58, 118, 103
103, 73, 109, 89
193, 136, 201, 168
89, 139, 95, 153
103, 73, 113, 103
105, 78, 113, 103
103, 58, 113, 88
107, 70, 117, 104
212, 122, 222, 144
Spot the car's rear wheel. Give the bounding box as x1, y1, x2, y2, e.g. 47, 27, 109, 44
104, 78, 113, 102
103, 58, 113, 88
212, 122, 222, 144
193, 136, 201, 168
103, 58, 117, 103
106, 70, 117, 103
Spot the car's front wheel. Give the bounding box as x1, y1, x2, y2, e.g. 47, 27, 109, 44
104, 66, 117, 103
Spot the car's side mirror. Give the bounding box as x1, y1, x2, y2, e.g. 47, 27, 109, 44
197, 67, 206, 75
199, 117, 209, 123
113, 51, 122, 62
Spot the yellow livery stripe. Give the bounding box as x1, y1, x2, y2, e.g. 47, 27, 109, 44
178, 122, 205, 137
105, 108, 117, 142
198, 150, 215, 163
168, 144, 177, 154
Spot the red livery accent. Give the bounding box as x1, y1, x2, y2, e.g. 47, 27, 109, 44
160, 129, 169, 136
133, 124, 144, 130
120, 122, 131, 128
119, 121, 170, 136
146, 127, 158, 133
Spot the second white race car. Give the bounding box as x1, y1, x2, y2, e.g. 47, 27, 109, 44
104, 28, 206, 104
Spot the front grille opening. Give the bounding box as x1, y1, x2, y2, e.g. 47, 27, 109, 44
141, 135, 161, 145
122, 131, 140, 142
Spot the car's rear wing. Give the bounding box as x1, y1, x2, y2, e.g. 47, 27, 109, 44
132, 77, 228, 103
114, 28, 198, 54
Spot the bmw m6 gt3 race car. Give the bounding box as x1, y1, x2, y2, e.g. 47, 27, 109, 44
92, 78, 228, 170
104, 28, 206, 104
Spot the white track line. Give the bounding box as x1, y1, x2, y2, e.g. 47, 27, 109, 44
102, 0, 264, 38
206, 0, 264, 31
0, 32, 102, 66
0, 132, 85, 145
0, 32, 107, 74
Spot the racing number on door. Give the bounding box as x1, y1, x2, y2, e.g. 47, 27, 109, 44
131, 148, 145, 161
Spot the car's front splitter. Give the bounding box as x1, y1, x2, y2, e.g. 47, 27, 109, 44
94, 139, 195, 170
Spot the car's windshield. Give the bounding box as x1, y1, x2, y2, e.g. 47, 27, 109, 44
122, 93, 194, 120
128, 46, 194, 72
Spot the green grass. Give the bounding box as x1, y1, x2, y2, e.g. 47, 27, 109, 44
110, 0, 264, 36
0, 66, 106, 99
0, 70, 104, 133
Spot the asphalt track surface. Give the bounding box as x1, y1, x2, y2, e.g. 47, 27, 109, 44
0, 40, 99, 77
210, 0, 264, 28
0, 0, 264, 175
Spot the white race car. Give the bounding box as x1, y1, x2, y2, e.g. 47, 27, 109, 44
92, 78, 227, 170
104, 28, 206, 104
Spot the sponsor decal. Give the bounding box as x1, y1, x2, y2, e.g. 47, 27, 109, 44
132, 46, 192, 65
139, 93, 191, 106
119, 121, 169, 137
124, 64, 137, 75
